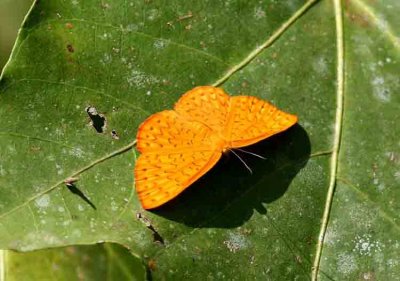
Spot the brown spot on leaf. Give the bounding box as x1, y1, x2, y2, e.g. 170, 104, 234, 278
65, 22, 74, 29
30, 145, 41, 152
67, 44, 74, 53
148, 259, 157, 271
345, 11, 370, 28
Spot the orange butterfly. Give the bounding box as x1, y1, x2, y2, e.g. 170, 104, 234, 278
134, 86, 297, 209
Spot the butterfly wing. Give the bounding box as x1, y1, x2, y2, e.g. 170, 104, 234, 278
135, 110, 222, 209
224, 96, 297, 148
174, 86, 230, 134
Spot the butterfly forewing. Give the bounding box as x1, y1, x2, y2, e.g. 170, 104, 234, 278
174, 86, 230, 134
224, 96, 298, 148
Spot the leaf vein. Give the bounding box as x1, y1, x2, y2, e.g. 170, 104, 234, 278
212, 0, 319, 86
0, 140, 137, 221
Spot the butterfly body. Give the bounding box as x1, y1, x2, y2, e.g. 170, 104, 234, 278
134, 86, 297, 209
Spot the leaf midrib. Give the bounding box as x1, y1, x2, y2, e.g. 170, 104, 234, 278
312, 0, 344, 279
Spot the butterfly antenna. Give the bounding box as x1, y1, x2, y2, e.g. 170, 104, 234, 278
235, 148, 266, 160
229, 149, 253, 174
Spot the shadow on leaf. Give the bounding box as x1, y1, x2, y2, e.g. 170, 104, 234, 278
152, 124, 310, 228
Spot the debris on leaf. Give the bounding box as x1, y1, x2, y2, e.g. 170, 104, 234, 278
111, 129, 119, 140
64, 177, 79, 187
136, 212, 164, 245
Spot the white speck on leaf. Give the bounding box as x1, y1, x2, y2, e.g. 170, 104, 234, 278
312, 56, 328, 75
394, 171, 400, 182
0, 165, 5, 176
353, 234, 384, 256
254, 7, 266, 19
223, 232, 248, 253
147, 9, 159, 21
127, 70, 159, 88
69, 147, 84, 158
125, 23, 138, 32
377, 183, 385, 192
101, 53, 112, 64
337, 253, 358, 274
371, 76, 391, 102
35, 195, 50, 208
55, 163, 64, 175
153, 39, 168, 49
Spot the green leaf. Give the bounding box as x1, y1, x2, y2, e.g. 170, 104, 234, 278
4, 243, 146, 281
0, 0, 398, 280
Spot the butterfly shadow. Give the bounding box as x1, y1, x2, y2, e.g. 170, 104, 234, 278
152, 124, 311, 228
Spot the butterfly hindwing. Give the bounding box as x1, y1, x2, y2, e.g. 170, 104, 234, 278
135, 150, 221, 209
135, 110, 222, 209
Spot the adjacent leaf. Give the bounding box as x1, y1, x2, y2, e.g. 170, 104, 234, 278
0, 0, 398, 279
317, 0, 400, 280
0, 0, 33, 70
4, 243, 146, 281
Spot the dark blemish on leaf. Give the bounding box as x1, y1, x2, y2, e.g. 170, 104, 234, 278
65, 182, 97, 210
65, 22, 73, 29
86, 106, 106, 133
249, 255, 255, 265
111, 129, 119, 140
67, 44, 74, 53
306, 235, 314, 245
136, 212, 165, 245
